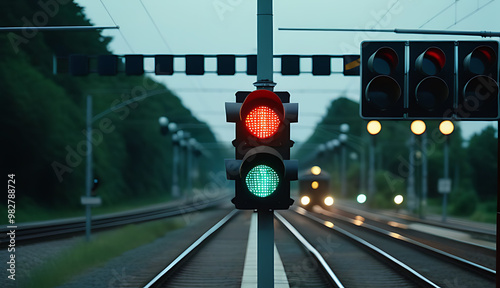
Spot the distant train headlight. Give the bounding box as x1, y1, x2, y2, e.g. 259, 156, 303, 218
301, 196, 311, 205
324, 196, 334, 206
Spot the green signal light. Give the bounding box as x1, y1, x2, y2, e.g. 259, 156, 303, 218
245, 164, 280, 197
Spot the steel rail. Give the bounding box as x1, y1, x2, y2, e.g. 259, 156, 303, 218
143, 209, 238, 288
0, 195, 229, 245
317, 207, 496, 279
275, 212, 345, 288
293, 207, 440, 288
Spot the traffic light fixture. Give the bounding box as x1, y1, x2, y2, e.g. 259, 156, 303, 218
360, 40, 499, 120
225, 90, 298, 210
361, 41, 405, 118
91, 178, 99, 196
408, 42, 454, 118
457, 41, 499, 119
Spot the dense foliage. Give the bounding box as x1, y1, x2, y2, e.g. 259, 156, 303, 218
1, 1, 222, 217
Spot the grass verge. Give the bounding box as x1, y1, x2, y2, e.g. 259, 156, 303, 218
20, 217, 185, 288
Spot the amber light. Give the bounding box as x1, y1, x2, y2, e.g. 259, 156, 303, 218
367, 120, 381, 135
245, 105, 281, 139
439, 120, 454, 135
410, 120, 426, 135
311, 181, 319, 189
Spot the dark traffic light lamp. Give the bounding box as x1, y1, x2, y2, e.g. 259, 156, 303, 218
361, 42, 405, 118
457, 41, 499, 119
91, 178, 99, 196
408, 42, 454, 118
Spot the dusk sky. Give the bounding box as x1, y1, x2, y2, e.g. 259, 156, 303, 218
75, 0, 499, 144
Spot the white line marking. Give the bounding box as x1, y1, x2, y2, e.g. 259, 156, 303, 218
241, 212, 290, 288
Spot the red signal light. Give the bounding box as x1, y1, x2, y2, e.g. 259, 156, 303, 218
416, 47, 446, 76
240, 90, 285, 140
245, 105, 281, 139
368, 47, 399, 75
465, 46, 497, 74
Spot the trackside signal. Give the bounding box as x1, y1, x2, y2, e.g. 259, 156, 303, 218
408, 42, 454, 118
225, 90, 298, 210
360, 40, 499, 120
361, 41, 405, 118
457, 41, 499, 119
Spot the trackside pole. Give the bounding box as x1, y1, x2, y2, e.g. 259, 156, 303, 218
258, 209, 274, 287
85, 95, 93, 241
256, 0, 275, 287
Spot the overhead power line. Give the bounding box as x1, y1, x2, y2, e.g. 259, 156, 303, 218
140, 0, 173, 52
99, 0, 135, 53
446, 0, 496, 29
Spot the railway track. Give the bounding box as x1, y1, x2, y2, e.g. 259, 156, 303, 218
145, 207, 492, 287
284, 206, 495, 287
331, 202, 497, 243
144, 209, 342, 288
0, 195, 229, 246
19, 200, 494, 287
142, 209, 244, 287
321, 205, 496, 271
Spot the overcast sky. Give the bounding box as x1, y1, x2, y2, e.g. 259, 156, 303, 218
74, 0, 499, 144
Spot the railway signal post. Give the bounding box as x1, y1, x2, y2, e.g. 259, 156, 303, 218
225, 0, 298, 286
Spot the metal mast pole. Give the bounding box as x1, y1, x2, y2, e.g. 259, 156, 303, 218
360, 144, 366, 195
186, 140, 193, 198
421, 132, 428, 219
85, 95, 93, 241
172, 134, 180, 198
368, 136, 375, 198
442, 136, 449, 222
407, 134, 416, 213
256, 0, 274, 287
341, 144, 347, 196
255, 0, 275, 90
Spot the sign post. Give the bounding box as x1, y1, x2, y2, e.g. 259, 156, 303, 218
438, 177, 452, 222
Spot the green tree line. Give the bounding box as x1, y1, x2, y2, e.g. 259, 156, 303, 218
1, 0, 223, 220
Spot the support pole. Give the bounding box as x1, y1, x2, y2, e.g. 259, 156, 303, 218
186, 140, 193, 197
258, 209, 274, 288
172, 135, 180, 198
256, 0, 274, 287
442, 136, 449, 222
407, 134, 416, 213
85, 95, 93, 241
368, 136, 376, 198
360, 144, 366, 195
496, 120, 499, 287
416, 136, 422, 218
421, 132, 428, 219
255, 0, 275, 89
341, 144, 347, 197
